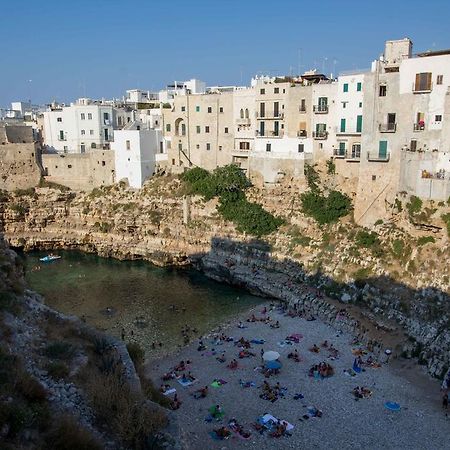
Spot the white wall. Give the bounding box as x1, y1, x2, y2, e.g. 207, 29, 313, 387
254, 136, 313, 156
113, 128, 161, 188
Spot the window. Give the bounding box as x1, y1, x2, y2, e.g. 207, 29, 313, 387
63, 146, 67, 152
57, 117, 62, 122
245, 108, 249, 119
260, 88, 265, 94
68, 164, 72, 168
59, 130, 64, 140
102, 161, 106, 166
437, 75, 443, 85
359, 102, 363, 108
410, 139, 417, 152
103, 112, 109, 120
343, 83, 348, 92
282, 89, 285, 93
81, 129, 85, 135
274, 87, 279, 94
414, 72, 432, 91
240, 108, 244, 119
219, 146, 222, 151
205, 126, 210, 133
172, 158, 175, 165
239, 141, 250, 150
298, 143, 304, 153
178, 143, 182, 150
207, 106, 212, 113
357, 82, 362, 92
196, 126, 201, 134
196, 144, 200, 149
224, 127, 229, 133
260, 102, 265, 118
181, 106, 186, 112
166, 124, 171, 132
90, 129, 94, 135
195, 106, 200, 112
81, 113, 85, 120
379, 85, 387, 96
338, 141, 346, 156
340, 118, 346, 132
372, 175, 376, 181
266, 143, 271, 152
219, 107, 224, 113
379, 140, 388, 158
435, 115, 442, 122
342, 102, 347, 109
88, 113, 92, 119
126, 140, 130, 150
300, 99, 306, 112
351, 143, 361, 158
356, 115, 363, 133
206, 143, 211, 150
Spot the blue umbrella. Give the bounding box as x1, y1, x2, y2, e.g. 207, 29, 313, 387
265, 360, 282, 370
384, 401, 401, 411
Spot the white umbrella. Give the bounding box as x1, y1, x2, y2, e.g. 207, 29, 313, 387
263, 351, 280, 361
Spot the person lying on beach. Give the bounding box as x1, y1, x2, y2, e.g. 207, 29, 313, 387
214, 426, 231, 439
309, 344, 320, 353
216, 352, 226, 363
287, 349, 301, 362
352, 386, 372, 399
162, 371, 177, 381
239, 349, 256, 359
174, 360, 186, 372
270, 421, 288, 438
321, 340, 329, 348
159, 383, 171, 393
193, 385, 208, 399
327, 344, 339, 359
227, 359, 238, 369
270, 320, 280, 329
261, 306, 267, 315
237, 321, 246, 329
235, 337, 251, 349
247, 314, 258, 322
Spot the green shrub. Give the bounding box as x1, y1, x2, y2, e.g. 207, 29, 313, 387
44, 342, 76, 360
10, 203, 27, 216
304, 164, 320, 191
417, 236, 435, 246
355, 230, 380, 248
301, 190, 352, 225
14, 187, 37, 198
374, 219, 383, 226
406, 195, 422, 217
326, 159, 336, 175
391, 239, 411, 260
46, 361, 69, 380
38, 178, 70, 191
394, 198, 403, 212
353, 267, 371, 280
291, 235, 311, 246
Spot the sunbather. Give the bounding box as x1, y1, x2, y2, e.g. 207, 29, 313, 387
309, 344, 320, 353
213, 426, 231, 439
227, 359, 238, 369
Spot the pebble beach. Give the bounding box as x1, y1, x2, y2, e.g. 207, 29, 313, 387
146, 303, 449, 450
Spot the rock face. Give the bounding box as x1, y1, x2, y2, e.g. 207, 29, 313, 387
1, 178, 449, 379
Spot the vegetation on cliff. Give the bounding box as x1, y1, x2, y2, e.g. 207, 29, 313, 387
182, 165, 284, 236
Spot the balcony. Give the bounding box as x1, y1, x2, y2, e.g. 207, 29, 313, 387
57, 136, 67, 141
256, 112, 284, 119
367, 151, 390, 162
313, 105, 329, 114
412, 82, 432, 94
236, 117, 251, 125
413, 123, 425, 131
255, 130, 284, 138
103, 119, 111, 125
379, 123, 397, 133
346, 153, 361, 161
312, 131, 328, 140
299, 106, 307, 113
297, 130, 307, 138
333, 148, 346, 158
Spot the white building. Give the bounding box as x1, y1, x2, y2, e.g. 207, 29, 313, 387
43, 98, 134, 153
113, 121, 165, 188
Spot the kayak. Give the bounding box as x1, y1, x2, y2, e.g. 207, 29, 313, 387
39, 255, 62, 262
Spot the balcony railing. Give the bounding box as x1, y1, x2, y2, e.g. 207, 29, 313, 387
379, 123, 397, 132
367, 151, 390, 162
58, 136, 66, 141
347, 152, 361, 161
236, 117, 251, 125
313, 105, 329, 114
297, 130, 307, 138
333, 148, 346, 158
299, 106, 307, 113
312, 131, 328, 140
103, 119, 111, 125
412, 82, 432, 93
255, 130, 284, 138
413, 123, 425, 131
256, 112, 284, 119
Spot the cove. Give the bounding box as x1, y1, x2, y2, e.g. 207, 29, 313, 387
22, 250, 263, 355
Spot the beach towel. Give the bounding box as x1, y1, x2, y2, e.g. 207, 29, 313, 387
251, 339, 265, 344
211, 379, 227, 388
384, 401, 401, 411
352, 359, 362, 373
177, 378, 197, 387
259, 414, 294, 431
293, 393, 305, 400
163, 388, 176, 396
239, 380, 255, 388
286, 333, 303, 343
278, 340, 293, 348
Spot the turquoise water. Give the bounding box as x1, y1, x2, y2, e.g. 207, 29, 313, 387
23, 251, 262, 355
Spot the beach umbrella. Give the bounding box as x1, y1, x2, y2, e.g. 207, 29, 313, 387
384, 401, 401, 411
263, 351, 280, 361
265, 360, 282, 370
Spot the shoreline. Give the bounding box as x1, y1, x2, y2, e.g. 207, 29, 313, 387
146, 301, 449, 450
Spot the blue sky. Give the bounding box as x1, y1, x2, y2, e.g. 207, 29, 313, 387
1, 0, 449, 106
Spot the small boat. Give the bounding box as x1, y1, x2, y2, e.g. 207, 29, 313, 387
39, 255, 62, 262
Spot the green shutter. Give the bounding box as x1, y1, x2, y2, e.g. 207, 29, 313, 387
340, 119, 346, 132
379, 141, 388, 158
343, 83, 348, 92
339, 142, 346, 155
196, 106, 200, 112
356, 115, 363, 133
357, 82, 362, 92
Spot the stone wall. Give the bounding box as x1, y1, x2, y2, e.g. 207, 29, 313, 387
42, 150, 115, 191
0, 142, 43, 191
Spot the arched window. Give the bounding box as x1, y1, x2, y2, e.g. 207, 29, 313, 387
245, 108, 249, 119
240, 108, 244, 118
